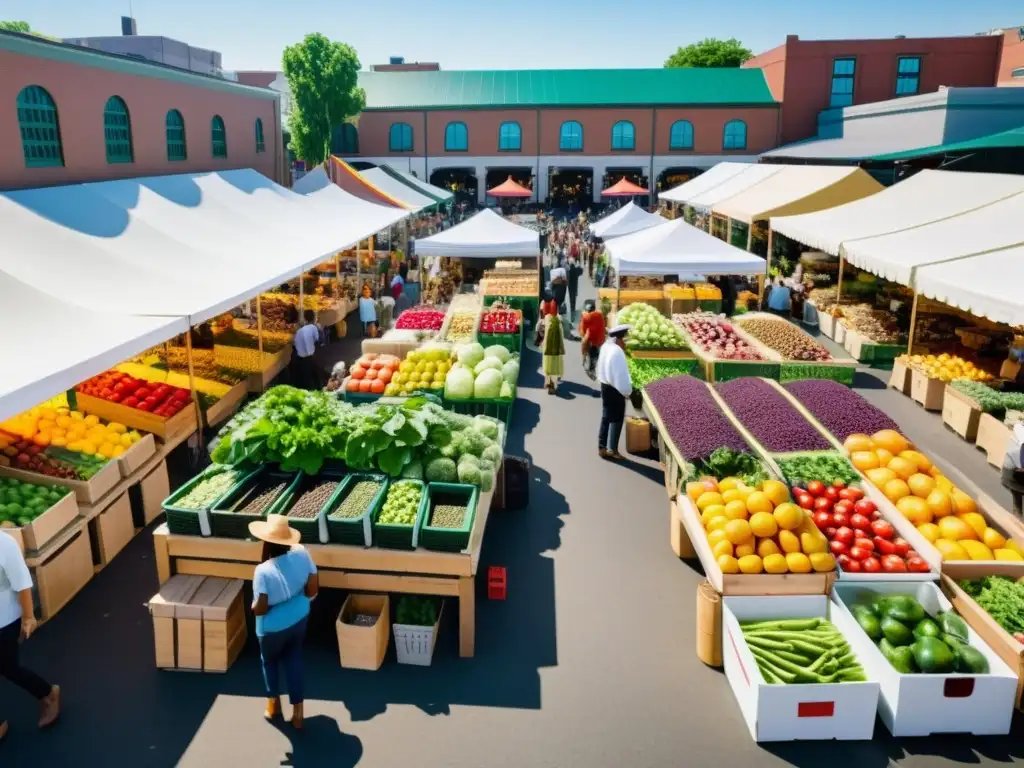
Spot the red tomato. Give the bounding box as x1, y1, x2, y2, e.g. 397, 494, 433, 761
123, 396, 140, 408
345, 378, 360, 392
906, 557, 930, 573
843, 557, 862, 573
796, 494, 815, 510
850, 513, 872, 531
870, 520, 895, 539
370, 379, 386, 394
871, 510, 882, 520
862, 556, 882, 573
874, 537, 897, 556
854, 538, 875, 552
893, 537, 910, 557
137, 401, 153, 412
807, 480, 825, 497
812, 511, 833, 529
829, 540, 849, 556
849, 545, 870, 562
824, 486, 840, 502
839, 487, 864, 501
832, 480, 846, 489
824, 526, 838, 538
814, 497, 833, 512
832, 511, 850, 528
881, 555, 907, 573
833, 499, 855, 516
377, 367, 393, 383
835, 553, 853, 571
854, 499, 877, 516
835, 527, 855, 545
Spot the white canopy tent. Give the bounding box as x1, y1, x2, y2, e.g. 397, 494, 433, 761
686, 164, 786, 212
914, 245, 1024, 328
771, 170, 1024, 256
658, 162, 752, 204
380, 166, 454, 205
589, 202, 666, 239
414, 209, 539, 258
359, 167, 434, 210
607, 218, 766, 277
292, 165, 331, 194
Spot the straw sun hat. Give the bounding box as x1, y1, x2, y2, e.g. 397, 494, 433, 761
248, 514, 301, 546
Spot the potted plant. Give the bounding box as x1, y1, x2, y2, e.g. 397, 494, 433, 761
392, 596, 442, 666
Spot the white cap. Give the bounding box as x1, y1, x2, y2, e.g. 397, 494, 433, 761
609, 324, 631, 338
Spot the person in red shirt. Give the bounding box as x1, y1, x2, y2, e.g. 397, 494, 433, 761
579, 300, 605, 379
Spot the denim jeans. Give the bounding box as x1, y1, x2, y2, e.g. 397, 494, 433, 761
0, 618, 51, 703
259, 617, 308, 704
598, 416, 623, 452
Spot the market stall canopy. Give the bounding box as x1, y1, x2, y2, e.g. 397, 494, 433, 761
487, 177, 533, 198
658, 162, 752, 204
914, 245, 1024, 328
841, 191, 1024, 284
0, 271, 183, 422
378, 165, 454, 204
686, 164, 786, 212
602, 177, 648, 197
869, 125, 1024, 162
325, 157, 415, 209
589, 202, 666, 239
413, 209, 540, 258
607, 218, 766, 276
771, 170, 1024, 256
360, 166, 435, 210
712, 166, 883, 224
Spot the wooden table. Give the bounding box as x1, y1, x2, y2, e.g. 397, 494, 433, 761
151, 488, 494, 658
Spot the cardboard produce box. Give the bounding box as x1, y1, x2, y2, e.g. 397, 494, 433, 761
148, 575, 246, 672
336, 594, 389, 670
0, 460, 119, 506
32, 529, 93, 621
116, 433, 156, 478
19, 491, 80, 552
90, 492, 134, 566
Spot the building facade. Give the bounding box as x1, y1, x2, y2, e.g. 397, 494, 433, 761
994, 27, 1024, 85
0, 30, 285, 190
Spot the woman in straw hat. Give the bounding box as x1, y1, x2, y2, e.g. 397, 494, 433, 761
249, 515, 319, 729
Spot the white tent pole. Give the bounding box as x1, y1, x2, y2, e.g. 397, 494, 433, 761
184, 330, 204, 429
298, 270, 304, 323
836, 252, 845, 307
907, 292, 920, 356
256, 295, 264, 360
369, 234, 376, 298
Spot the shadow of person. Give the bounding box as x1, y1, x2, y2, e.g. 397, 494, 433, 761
271, 715, 363, 768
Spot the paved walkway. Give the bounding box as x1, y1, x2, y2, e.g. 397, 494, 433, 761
2, 280, 1023, 766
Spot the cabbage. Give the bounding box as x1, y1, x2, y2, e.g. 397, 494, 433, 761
499, 381, 513, 399
457, 462, 481, 485
474, 357, 503, 375
474, 369, 504, 399
445, 367, 475, 399
501, 360, 519, 387
484, 345, 511, 364
479, 468, 494, 492
425, 457, 457, 482
482, 444, 503, 464
472, 416, 499, 440
457, 342, 485, 368
401, 459, 423, 480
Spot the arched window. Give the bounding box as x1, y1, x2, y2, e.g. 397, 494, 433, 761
669, 120, 694, 151
332, 123, 359, 155
389, 122, 413, 152
211, 115, 227, 158
103, 96, 133, 164
723, 120, 747, 150
445, 121, 468, 151
559, 120, 583, 152
498, 122, 521, 151
166, 109, 187, 161
254, 118, 265, 153
17, 85, 63, 168
611, 120, 635, 151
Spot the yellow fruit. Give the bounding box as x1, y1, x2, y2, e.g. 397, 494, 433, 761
70, 411, 84, 421
960, 540, 994, 561
735, 541, 756, 558
900, 450, 932, 473
887, 456, 916, 481
757, 538, 781, 558
718, 555, 741, 574
934, 539, 969, 561
763, 553, 789, 574
800, 531, 827, 554
773, 503, 804, 531
111, 445, 125, 457
718, 477, 739, 492
907, 473, 935, 499
785, 552, 812, 574
937, 516, 976, 542
896, 496, 932, 526
687, 480, 715, 502
119, 434, 134, 448
707, 529, 729, 549
724, 501, 749, 521
874, 448, 894, 467
745, 491, 773, 516
749, 511, 778, 538
761, 480, 790, 507
738, 555, 764, 574
778, 530, 801, 554
702, 505, 728, 525
79, 443, 97, 455
872, 429, 910, 455
724, 519, 753, 545
706, 516, 729, 533
712, 540, 734, 559
994, 549, 1024, 562
843, 434, 875, 453
108, 422, 127, 434
696, 492, 724, 511
935, 475, 954, 493
84, 414, 100, 427
866, 468, 897, 487
959, 512, 987, 539
983, 527, 1007, 550
918, 522, 940, 543
925, 490, 953, 520
809, 552, 836, 573
851, 451, 880, 471
950, 490, 977, 516
884, 479, 911, 503
1007, 540, 1024, 556
721, 489, 744, 505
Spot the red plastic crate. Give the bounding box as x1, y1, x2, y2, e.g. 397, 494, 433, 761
487, 566, 507, 600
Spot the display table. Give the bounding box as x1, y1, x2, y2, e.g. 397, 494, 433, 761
151, 487, 494, 658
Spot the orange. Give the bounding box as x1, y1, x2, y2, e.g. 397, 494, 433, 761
809, 552, 836, 573
843, 434, 875, 453
745, 491, 773, 516
887, 456, 917, 481
762, 553, 788, 574
778, 530, 801, 554
907, 473, 936, 499
926, 490, 953, 519
724, 500, 749, 521
937, 516, 976, 542
724, 519, 753, 545
883, 479, 911, 503
773, 503, 804, 531
872, 429, 910, 455
701, 506, 726, 525
959, 512, 987, 539
983, 527, 1007, 550
706, 516, 729, 533
717, 555, 741, 574
687, 480, 716, 503
900, 450, 932, 473
757, 538, 781, 558
951, 490, 977, 516
707, 529, 729, 549
696, 492, 724, 511
712, 540, 734, 559
761, 480, 790, 507
735, 540, 756, 558
749, 511, 778, 538
718, 477, 740, 492
721, 489, 745, 505
851, 451, 880, 472
737, 555, 764, 574
866, 468, 897, 487
785, 552, 812, 574
896, 496, 931, 526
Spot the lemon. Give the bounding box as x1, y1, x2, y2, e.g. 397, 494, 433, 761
734, 540, 756, 558
745, 491, 773, 515
983, 527, 1007, 550
706, 529, 729, 549
773, 503, 804, 531
724, 519, 752, 545
809, 552, 836, 573
706, 516, 729, 533
717, 555, 740, 574
785, 552, 812, 574
994, 549, 1024, 562
760, 480, 790, 507
748, 511, 778, 539
718, 477, 739, 492
800, 532, 827, 554
696, 492, 724, 511
757, 538, 781, 558
724, 500, 749, 521
762, 553, 788, 574
712, 540, 733, 559
778, 530, 800, 554
737, 555, 763, 574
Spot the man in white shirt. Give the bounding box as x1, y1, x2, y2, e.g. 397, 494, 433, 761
292, 310, 321, 390
0, 531, 60, 738
596, 324, 632, 460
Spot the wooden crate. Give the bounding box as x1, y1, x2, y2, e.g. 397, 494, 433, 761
138, 460, 170, 527
910, 368, 945, 411
669, 499, 695, 559
942, 385, 982, 442
75, 392, 198, 442
977, 413, 1013, 468
148, 574, 205, 669
32, 528, 93, 621
89, 492, 134, 567
204, 380, 249, 428
0, 459, 119, 506
888, 359, 912, 395
247, 347, 293, 393
116, 433, 156, 478
18, 491, 79, 552
148, 575, 246, 672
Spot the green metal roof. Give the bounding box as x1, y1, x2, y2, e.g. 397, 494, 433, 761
870, 125, 1024, 161
358, 68, 776, 110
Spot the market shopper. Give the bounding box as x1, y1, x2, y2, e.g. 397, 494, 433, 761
0, 531, 60, 741
567, 257, 583, 321
249, 515, 318, 730
579, 300, 605, 380
596, 325, 632, 460
292, 310, 321, 390
542, 313, 566, 395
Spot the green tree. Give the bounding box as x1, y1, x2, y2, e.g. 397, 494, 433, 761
282, 34, 365, 167
665, 38, 753, 68
0, 20, 56, 39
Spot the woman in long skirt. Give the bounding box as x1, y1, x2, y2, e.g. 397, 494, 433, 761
542, 314, 565, 394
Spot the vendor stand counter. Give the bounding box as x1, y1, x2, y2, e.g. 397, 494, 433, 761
152, 486, 495, 658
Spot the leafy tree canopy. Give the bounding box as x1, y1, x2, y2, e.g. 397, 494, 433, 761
665, 38, 753, 68
0, 20, 56, 39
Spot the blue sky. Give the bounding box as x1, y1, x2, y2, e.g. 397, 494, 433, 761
4, 0, 1021, 71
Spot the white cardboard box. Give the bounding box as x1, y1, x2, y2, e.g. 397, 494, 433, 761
831, 581, 1017, 737
722, 594, 880, 742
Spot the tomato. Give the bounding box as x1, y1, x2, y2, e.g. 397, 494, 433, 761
823, 487, 839, 503
813, 511, 833, 529
881, 555, 907, 573
843, 557, 862, 573
862, 556, 882, 573
854, 499, 877, 516
833, 499, 855, 516
836, 553, 853, 571
807, 480, 825, 497
824, 526, 838, 538
345, 378, 360, 392
906, 557, 930, 573
832, 511, 850, 528
870, 520, 895, 539
892, 537, 910, 557
874, 537, 897, 556
814, 497, 833, 512
871, 510, 882, 520
849, 513, 872, 531
137, 402, 153, 412
839, 487, 864, 501
854, 538, 875, 553
829, 540, 849, 556
796, 493, 815, 510
849, 546, 870, 562
123, 397, 139, 408
834, 526, 854, 545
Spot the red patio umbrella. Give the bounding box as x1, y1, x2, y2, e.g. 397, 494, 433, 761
601, 176, 648, 196
487, 176, 533, 198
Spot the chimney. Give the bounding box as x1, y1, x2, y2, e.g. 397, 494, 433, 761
121, 16, 137, 36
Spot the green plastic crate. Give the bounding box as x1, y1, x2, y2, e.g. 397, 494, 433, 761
860, 342, 903, 365
325, 473, 388, 546
709, 360, 780, 383
444, 397, 513, 445
344, 390, 382, 404
418, 483, 479, 552
161, 465, 257, 537
477, 331, 522, 353
372, 480, 428, 550
699, 299, 722, 313
268, 469, 346, 544
779, 362, 856, 386
210, 468, 299, 539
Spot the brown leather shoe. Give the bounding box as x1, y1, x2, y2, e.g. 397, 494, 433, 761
598, 449, 613, 459
264, 697, 281, 721
38, 685, 59, 728
291, 702, 304, 730
0, 720, 8, 742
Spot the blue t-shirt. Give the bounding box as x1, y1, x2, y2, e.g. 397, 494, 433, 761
253, 549, 317, 637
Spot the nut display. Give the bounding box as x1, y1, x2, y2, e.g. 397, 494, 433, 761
429, 504, 467, 529
175, 470, 242, 510
836, 305, 904, 344
288, 479, 339, 518
736, 315, 831, 361
233, 480, 287, 515
330, 480, 382, 519
445, 313, 477, 343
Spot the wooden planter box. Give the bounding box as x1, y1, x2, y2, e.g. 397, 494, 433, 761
32, 528, 93, 621
148, 575, 246, 672
942, 385, 983, 442
116, 433, 156, 478
0, 459, 120, 506
75, 392, 198, 442
89, 492, 134, 567
910, 368, 945, 411
977, 413, 1013, 468
204, 380, 249, 428
20, 491, 79, 552
336, 593, 390, 670
888, 359, 912, 395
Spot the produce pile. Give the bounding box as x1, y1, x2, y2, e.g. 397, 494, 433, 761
255, 297, 299, 333
210, 387, 502, 488
620, 276, 663, 290
161, 347, 248, 387
843, 430, 1023, 562
951, 380, 1024, 417
1, 406, 144, 462
836, 306, 903, 344
493, 260, 521, 270
796, 480, 929, 574
77, 372, 193, 418
394, 307, 445, 332
345, 353, 401, 396
422, 275, 456, 305
626, 356, 697, 391
716, 378, 833, 453
385, 345, 450, 397
785, 379, 899, 442
689, 447, 768, 488
775, 453, 860, 488
174, 468, 243, 510
739, 617, 866, 685
429, 503, 467, 529
645, 376, 752, 461
377, 481, 422, 525
694, 283, 722, 300
960, 577, 1024, 643
674, 313, 762, 361
330, 479, 382, 520
228, 477, 288, 515
444, 343, 518, 401
687, 477, 835, 575
287, 479, 340, 519
0, 477, 72, 528
617, 303, 687, 350
734, 315, 831, 361
663, 284, 695, 300
901, 354, 993, 383
479, 310, 521, 335
444, 312, 477, 343
849, 592, 988, 674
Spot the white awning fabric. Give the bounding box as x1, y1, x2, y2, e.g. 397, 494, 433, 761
360, 167, 434, 210
687, 164, 786, 212
658, 162, 752, 204
590, 202, 666, 239
771, 170, 1024, 256
292, 166, 331, 194
915, 245, 1024, 327
608, 219, 766, 277
414, 209, 540, 258
381, 166, 454, 203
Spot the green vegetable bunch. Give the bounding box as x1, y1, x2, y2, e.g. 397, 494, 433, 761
627, 356, 697, 391
776, 453, 860, 488
396, 595, 439, 626
960, 576, 1024, 636
377, 481, 422, 525
0, 477, 70, 527
951, 380, 1024, 419
687, 447, 767, 487
740, 618, 866, 685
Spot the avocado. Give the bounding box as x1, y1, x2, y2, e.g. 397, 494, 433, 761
913, 618, 941, 639
880, 637, 917, 673
868, 594, 889, 617
882, 595, 926, 624
956, 644, 990, 674
937, 611, 970, 643
881, 615, 915, 647
854, 608, 882, 640
911, 636, 956, 673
